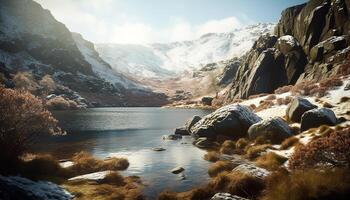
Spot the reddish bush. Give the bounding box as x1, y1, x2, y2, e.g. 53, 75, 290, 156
0, 87, 62, 170
289, 128, 350, 170
46, 96, 78, 110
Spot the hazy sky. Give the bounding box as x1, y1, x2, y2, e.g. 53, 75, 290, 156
34, 0, 307, 44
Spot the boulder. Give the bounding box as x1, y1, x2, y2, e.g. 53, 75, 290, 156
300, 108, 338, 132
248, 117, 292, 144
201, 97, 214, 106
286, 97, 317, 122
190, 105, 261, 139
193, 137, 216, 149
152, 147, 166, 151
174, 127, 190, 136
232, 163, 270, 180
170, 167, 184, 174
211, 193, 249, 200
162, 134, 182, 140
218, 59, 241, 86
185, 115, 202, 132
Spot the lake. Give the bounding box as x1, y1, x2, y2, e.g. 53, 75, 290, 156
32, 107, 213, 198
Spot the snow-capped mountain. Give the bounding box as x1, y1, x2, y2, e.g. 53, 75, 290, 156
96, 23, 275, 78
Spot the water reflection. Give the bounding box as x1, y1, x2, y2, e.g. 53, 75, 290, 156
31, 107, 212, 198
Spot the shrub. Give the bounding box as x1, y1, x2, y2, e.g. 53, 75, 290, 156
220, 140, 236, 154
0, 87, 62, 172
319, 77, 343, 88
13, 72, 39, 92
280, 137, 299, 150
46, 96, 78, 110
235, 138, 249, 150
256, 152, 288, 170
289, 128, 350, 170
39, 75, 56, 95
208, 161, 235, 177
101, 172, 126, 186
208, 171, 264, 198
204, 151, 220, 162
69, 152, 129, 175
261, 168, 350, 200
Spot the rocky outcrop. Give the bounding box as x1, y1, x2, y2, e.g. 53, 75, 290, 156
225, 0, 350, 101
0, 176, 73, 200
201, 97, 214, 106
300, 108, 338, 131
248, 117, 292, 144
232, 163, 270, 179
193, 137, 217, 148
218, 58, 241, 86
211, 193, 249, 200
185, 116, 202, 131
190, 105, 261, 139
286, 97, 318, 122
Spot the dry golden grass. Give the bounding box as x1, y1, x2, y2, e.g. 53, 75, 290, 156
256, 152, 288, 170
208, 161, 235, 177
280, 137, 300, 150
261, 168, 350, 200
220, 140, 236, 155
203, 151, 220, 162
245, 144, 271, 160
69, 152, 129, 175
235, 138, 249, 150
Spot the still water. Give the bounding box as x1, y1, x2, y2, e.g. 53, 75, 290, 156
32, 107, 213, 198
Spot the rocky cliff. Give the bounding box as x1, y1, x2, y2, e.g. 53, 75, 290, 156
0, 0, 168, 107
225, 0, 350, 101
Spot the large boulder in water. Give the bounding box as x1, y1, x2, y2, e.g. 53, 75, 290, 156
300, 108, 338, 132
286, 97, 317, 122
248, 117, 292, 144
190, 105, 261, 139
185, 116, 202, 132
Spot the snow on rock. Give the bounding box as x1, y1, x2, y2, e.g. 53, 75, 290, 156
0, 176, 73, 200
68, 171, 112, 181
300, 108, 338, 132
96, 23, 275, 78
211, 193, 249, 200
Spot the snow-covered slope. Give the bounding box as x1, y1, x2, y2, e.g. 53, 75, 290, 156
96, 23, 275, 78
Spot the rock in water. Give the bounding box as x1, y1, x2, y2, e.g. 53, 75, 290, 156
201, 97, 214, 106
162, 134, 182, 140
190, 105, 261, 139
286, 97, 317, 122
152, 147, 166, 151
171, 167, 184, 174
211, 193, 249, 200
174, 127, 190, 136
193, 137, 216, 149
248, 117, 292, 144
185, 115, 202, 132
300, 108, 338, 132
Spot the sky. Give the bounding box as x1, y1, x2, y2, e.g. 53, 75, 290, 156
34, 0, 307, 44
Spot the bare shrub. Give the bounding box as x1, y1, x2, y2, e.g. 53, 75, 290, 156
245, 144, 271, 160
289, 128, 350, 170
46, 96, 78, 110
0, 87, 62, 170
13, 72, 39, 92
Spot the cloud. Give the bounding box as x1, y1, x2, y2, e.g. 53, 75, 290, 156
34, 0, 249, 44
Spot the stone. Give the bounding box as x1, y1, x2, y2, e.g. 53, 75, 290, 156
248, 117, 292, 144
286, 97, 317, 123
193, 137, 216, 149
170, 167, 184, 174
201, 97, 214, 106
211, 193, 249, 200
190, 104, 261, 139
162, 134, 182, 140
185, 115, 202, 132
232, 163, 270, 179
174, 127, 190, 136
152, 147, 166, 151
300, 108, 338, 132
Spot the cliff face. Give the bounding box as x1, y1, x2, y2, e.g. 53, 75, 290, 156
225, 0, 350, 101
